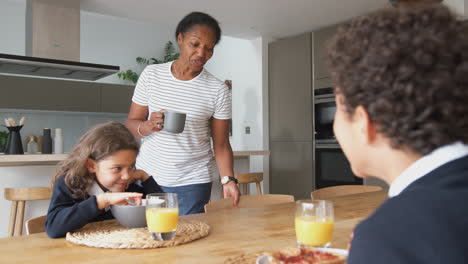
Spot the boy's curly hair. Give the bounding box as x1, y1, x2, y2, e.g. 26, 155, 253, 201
327, 4, 468, 155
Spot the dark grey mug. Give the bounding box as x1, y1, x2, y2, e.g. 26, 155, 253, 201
163, 111, 186, 134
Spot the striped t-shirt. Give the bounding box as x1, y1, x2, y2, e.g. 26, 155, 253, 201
132, 61, 231, 187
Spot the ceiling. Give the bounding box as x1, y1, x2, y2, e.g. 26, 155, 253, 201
80, 0, 389, 39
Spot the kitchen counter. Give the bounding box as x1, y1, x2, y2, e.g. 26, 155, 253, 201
0, 151, 270, 167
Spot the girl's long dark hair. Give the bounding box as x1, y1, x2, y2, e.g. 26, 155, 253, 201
51, 121, 139, 199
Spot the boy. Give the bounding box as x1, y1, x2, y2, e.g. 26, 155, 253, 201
327, 4, 468, 263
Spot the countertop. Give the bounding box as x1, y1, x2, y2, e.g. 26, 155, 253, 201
0, 151, 270, 167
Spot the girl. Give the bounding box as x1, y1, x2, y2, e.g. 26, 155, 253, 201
45, 121, 162, 238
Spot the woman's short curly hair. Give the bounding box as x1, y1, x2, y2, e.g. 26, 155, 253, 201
327, 4, 468, 155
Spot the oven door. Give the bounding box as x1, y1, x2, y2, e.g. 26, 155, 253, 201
314, 95, 336, 142
315, 144, 363, 189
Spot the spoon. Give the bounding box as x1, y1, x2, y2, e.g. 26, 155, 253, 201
125, 198, 136, 206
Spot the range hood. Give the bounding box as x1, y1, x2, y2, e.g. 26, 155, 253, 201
0, 53, 119, 81
0, 0, 119, 81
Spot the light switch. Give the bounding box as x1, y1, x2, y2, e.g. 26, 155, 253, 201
245, 127, 250, 134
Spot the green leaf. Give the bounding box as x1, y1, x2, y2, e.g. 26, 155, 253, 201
0, 131, 8, 148
118, 41, 180, 84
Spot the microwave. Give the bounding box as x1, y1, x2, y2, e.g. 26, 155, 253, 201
314, 88, 337, 144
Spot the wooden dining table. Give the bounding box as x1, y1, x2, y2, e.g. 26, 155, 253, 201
0, 190, 387, 264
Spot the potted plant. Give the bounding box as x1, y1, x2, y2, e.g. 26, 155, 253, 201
118, 41, 180, 84
0, 130, 8, 153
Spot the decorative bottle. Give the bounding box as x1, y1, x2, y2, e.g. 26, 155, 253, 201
41, 128, 52, 154
54, 128, 63, 154
26, 136, 38, 154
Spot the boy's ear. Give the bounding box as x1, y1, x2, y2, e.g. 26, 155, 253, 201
354, 105, 377, 144
86, 158, 97, 173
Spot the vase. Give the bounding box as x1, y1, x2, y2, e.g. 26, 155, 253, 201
5, 126, 24, 155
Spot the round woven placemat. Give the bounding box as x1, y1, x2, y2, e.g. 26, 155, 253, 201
224, 251, 272, 264
66, 219, 210, 249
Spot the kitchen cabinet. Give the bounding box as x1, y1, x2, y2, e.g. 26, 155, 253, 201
100, 83, 134, 113
268, 33, 313, 198
269, 33, 312, 142
313, 23, 340, 84
270, 141, 313, 199
0, 75, 134, 113
0, 75, 100, 112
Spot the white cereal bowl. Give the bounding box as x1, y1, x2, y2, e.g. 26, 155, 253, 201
110, 199, 147, 228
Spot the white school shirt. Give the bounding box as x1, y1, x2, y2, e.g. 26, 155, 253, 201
389, 141, 468, 197
132, 62, 231, 187
88, 182, 110, 211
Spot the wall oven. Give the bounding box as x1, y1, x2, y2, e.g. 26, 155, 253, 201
314, 88, 337, 144
314, 88, 362, 188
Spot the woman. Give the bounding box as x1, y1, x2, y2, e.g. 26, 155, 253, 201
126, 11, 240, 215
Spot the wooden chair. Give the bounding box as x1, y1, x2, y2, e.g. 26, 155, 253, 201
4, 187, 52, 236
205, 194, 294, 213
311, 185, 383, 200
26, 215, 47, 235
221, 172, 264, 198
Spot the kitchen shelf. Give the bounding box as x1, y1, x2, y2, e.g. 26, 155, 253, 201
0, 151, 270, 167
0, 154, 68, 167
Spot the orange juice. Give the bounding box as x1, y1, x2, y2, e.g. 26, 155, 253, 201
146, 208, 179, 233
295, 216, 334, 246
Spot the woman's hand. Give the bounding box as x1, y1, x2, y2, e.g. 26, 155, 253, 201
139, 110, 166, 136
223, 181, 241, 206
96, 192, 143, 210
131, 169, 150, 182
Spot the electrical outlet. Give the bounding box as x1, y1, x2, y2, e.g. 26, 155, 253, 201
245, 127, 250, 134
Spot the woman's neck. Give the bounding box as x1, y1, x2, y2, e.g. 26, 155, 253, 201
171, 60, 201, 81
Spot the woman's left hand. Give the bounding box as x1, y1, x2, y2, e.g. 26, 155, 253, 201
223, 181, 240, 206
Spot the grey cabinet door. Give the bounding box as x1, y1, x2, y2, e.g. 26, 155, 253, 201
100, 84, 134, 113
0, 75, 100, 112
269, 33, 312, 142
313, 24, 339, 81
270, 141, 313, 199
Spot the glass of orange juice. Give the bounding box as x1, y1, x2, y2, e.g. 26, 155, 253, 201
146, 193, 179, 241
295, 200, 334, 248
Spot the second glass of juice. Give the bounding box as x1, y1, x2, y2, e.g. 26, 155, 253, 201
146, 193, 179, 241
295, 200, 334, 248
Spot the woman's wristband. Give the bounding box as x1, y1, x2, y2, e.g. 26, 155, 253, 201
137, 121, 149, 137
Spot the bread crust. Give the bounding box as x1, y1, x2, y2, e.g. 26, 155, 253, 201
267, 247, 346, 264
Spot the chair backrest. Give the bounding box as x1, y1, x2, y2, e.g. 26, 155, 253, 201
4, 187, 52, 237
26, 215, 47, 235
205, 194, 294, 213
311, 185, 383, 200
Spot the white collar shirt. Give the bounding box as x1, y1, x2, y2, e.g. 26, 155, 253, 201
389, 141, 468, 197
88, 182, 110, 211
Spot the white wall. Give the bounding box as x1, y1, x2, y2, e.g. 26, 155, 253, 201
204, 36, 267, 193
80, 11, 174, 84
205, 36, 263, 151
0, 0, 26, 55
